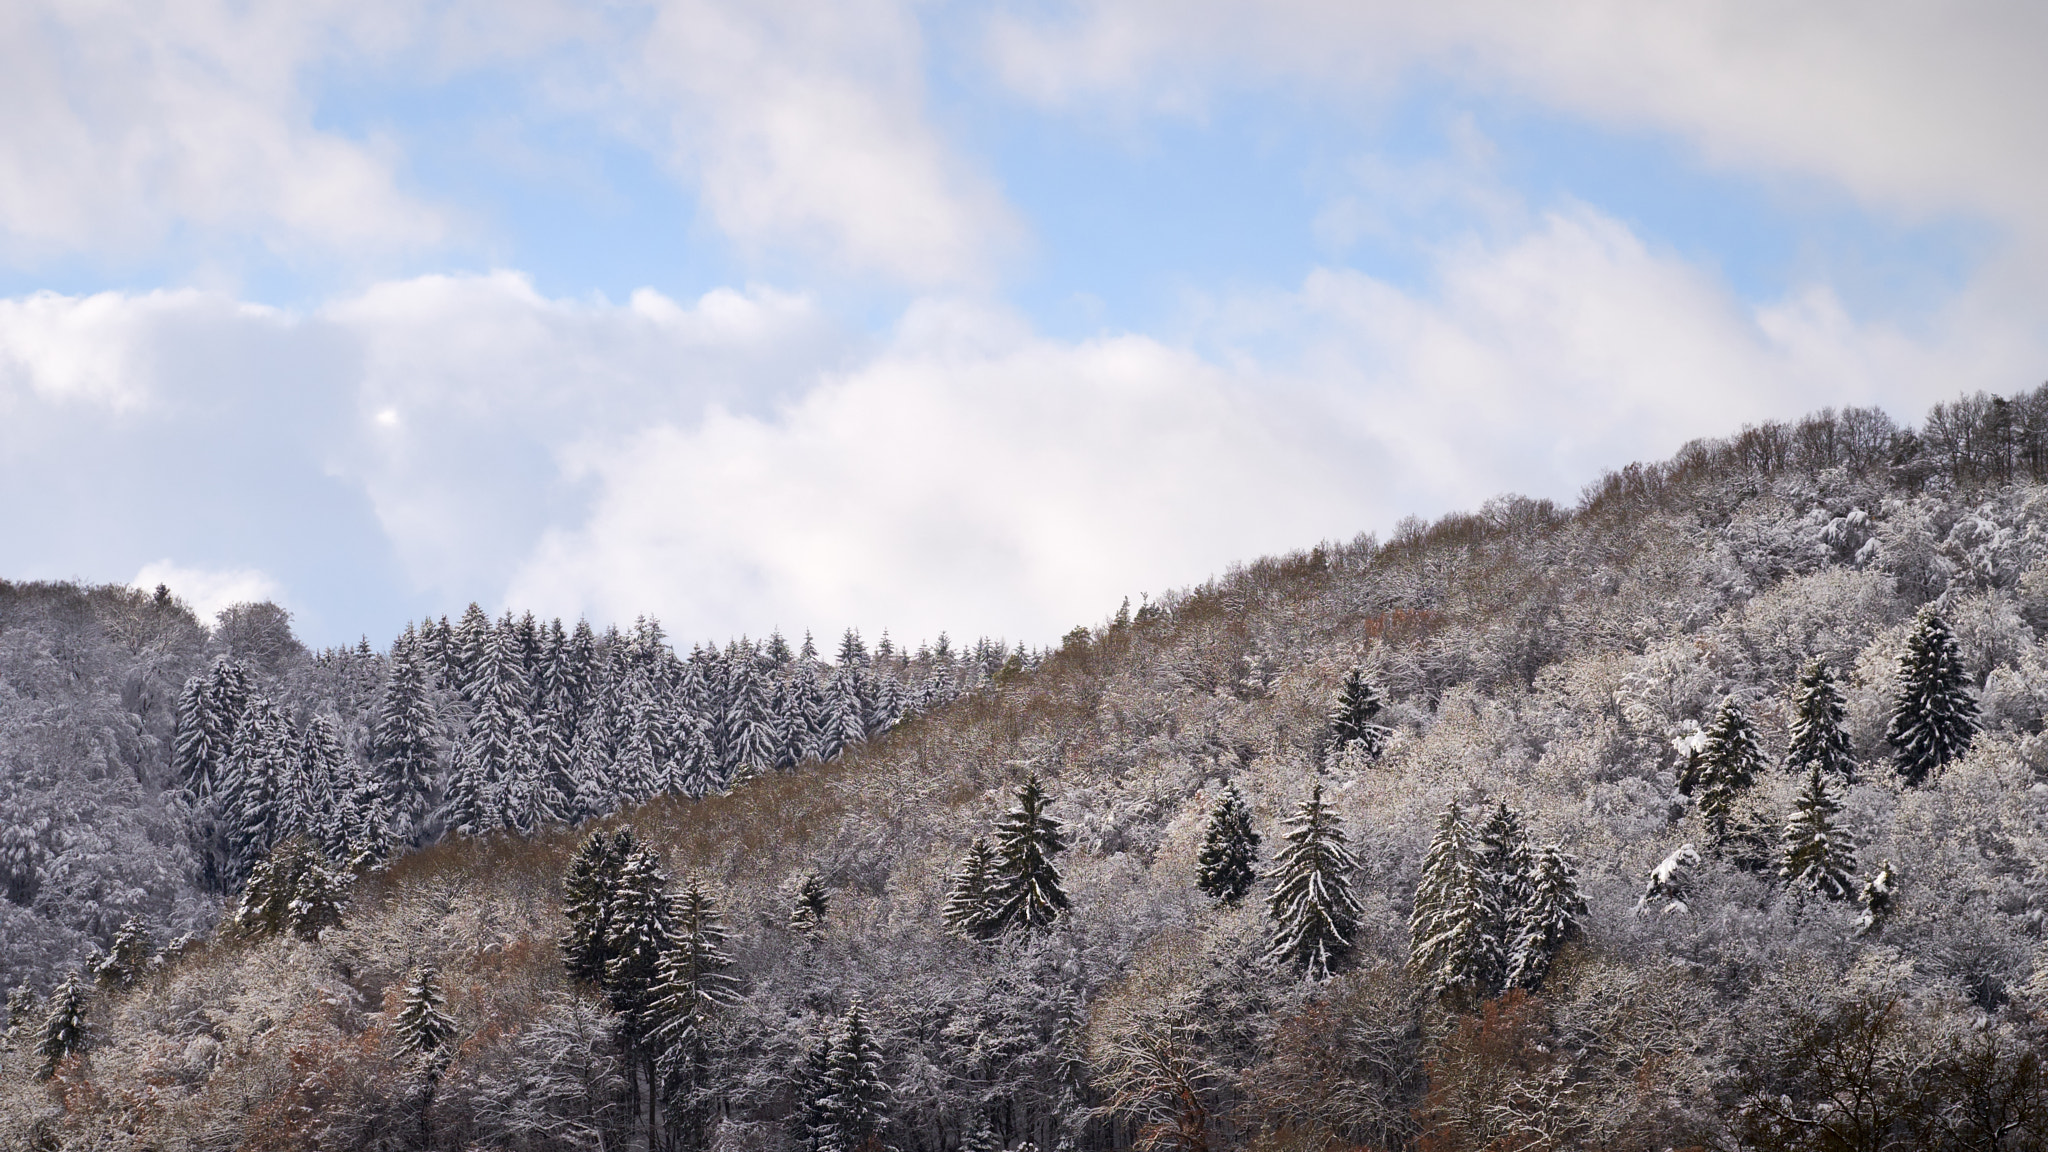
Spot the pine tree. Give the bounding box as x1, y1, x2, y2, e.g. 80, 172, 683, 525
982, 775, 1071, 934
1787, 659, 1856, 782
1780, 763, 1859, 900
394, 965, 458, 1059
223, 695, 296, 881
370, 635, 440, 842
1856, 860, 1896, 937
1478, 802, 1532, 983
1196, 786, 1261, 906
172, 656, 249, 798
36, 972, 89, 1078
1409, 802, 1503, 999
230, 835, 349, 941
1504, 844, 1586, 989
817, 1000, 889, 1152
93, 917, 154, 991
601, 848, 675, 1050
790, 872, 831, 935
1888, 609, 1979, 786
446, 622, 540, 835
1264, 783, 1364, 980
561, 829, 634, 985
649, 883, 742, 1059
1329, 667, 1390, 758
295, 713, 353, 856
943, 837, 998, 939
1694, 697, 1763, 844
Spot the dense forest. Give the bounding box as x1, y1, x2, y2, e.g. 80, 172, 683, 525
8, 387, 2048, 1150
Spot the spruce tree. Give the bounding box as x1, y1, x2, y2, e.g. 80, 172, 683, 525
649, 883, 742, 1060
370, 636, 440, 842
394, 965, 457, 1059
36, 972, 89, 1079
93, 918, 154, 991
1787, 659, 1856, 782
790, 872, 831, 935
1329, 667, 1390, 758
942, 837, 998, 939
1780, 764, 1858, 899
1478, 802, 1532, 982
982, 775, 1071, 934
818, 1000, 889, 1152
561, 829, 633, 985
1504, 844, 1586, 990
1694, 697, 1763, 845
793, 1031, 835, 1152
1264, 783, 1364, 979
1888, 609, 1979, 786
1856, 860, 1896, 937
1196, 785, 1261, 906
601, 847, 675, 1059
173, 656, 250, 798
230, 835, 349, 941
1409, 802, 1503, 999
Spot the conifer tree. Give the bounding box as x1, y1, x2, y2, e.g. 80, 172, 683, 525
1478, 802, 1532, 974
1504, 844, 1586, 990
982, 775, 1071, 934
790, 872, 831, 935
1780, 764, 1858, 899
394, 964, 457, 1059
1264, 783, 1364, 979
793, 1031, 835, 1152
1787, 659, 1856, 782
1409, 802, 1503, 999
1329, 668, 1390, 758
224, 696, 296, 880
370, 635, 440, 842
817, 1000, 889, 1152
1694, 697, 1763, 844
231, 835, 349, 941
561, 829, 634, 985
295, 713, 352, 855
1887, 609, 1979, 786
5, 984, 38, 1042
173, 656, 250, 797
1856, 860, 1896, 937
650, 883, 742, 1059
601, 848, 675, 1061
1196, 785, 1261, 906
93, 917, 154, 990
36, 972, 89, 1079
943, 837, 998, 939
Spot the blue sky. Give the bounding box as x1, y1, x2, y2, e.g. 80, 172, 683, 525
3, 1, 2045, 649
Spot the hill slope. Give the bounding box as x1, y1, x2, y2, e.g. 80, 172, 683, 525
8, 395, 2048, 1151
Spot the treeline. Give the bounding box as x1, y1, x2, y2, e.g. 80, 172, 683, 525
172, 606, 1016, 890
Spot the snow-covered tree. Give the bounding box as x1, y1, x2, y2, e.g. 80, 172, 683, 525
394, 964, 457, 1060
1856, 859, 1897, 937
1478, 802, 1532, 956
1693, 697, 1763, 844
982, 775, 1071, 935
943, 837, 998, 939
230, 835, 348, 941
1504, 844, 1586, 989
445, 621, 540, 834
650, 882, 742, 1058
1196, 785, 1261, 906
1329, 667, 1390, 758
36, 971, 89, 1078
561, 828, 633, 985
1786, 659, 1856, 782
172, 656, 249, 797
1636, 842, 1702, 916
1780, 764, 1858, 899
369, 635, 440, 842
92, 917, 153, 990
816, 1000, 889, 1152
793, 1030, 835, 1152
1888, 609, 1980, 786
1265, 783, 1363, 980
790, 872, 831, 935
1409, 802, 1501, 999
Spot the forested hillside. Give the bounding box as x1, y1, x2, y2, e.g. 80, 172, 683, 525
8, 389, 2048, 1151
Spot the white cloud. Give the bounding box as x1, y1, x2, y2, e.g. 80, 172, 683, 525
132, 561, 286, 624
988, 0, 2048, 241
635, 0, 1019, 284
0, 0, 442, 261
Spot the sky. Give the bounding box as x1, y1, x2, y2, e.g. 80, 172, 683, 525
2, 1, 2046, 650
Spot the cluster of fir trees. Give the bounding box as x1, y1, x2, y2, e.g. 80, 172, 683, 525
173, 609, 990, 892
1409, 802, 1587, 999
1663, 606, 1978, 914
942, 776, 1072, 940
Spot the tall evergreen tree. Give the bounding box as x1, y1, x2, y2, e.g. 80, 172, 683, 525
224, 697, 297, 880
1504, 844, 1586, 990
1196, 786, 1261, 906
942, 837, 998, 939
1409, 802, 1503, 999
1264, 783, 1364, 979
230, 835, 349, 941
1856, 860, 1896, 937
790, 872, 831, 935
394, 964, 457, 1059
93, 918, 154, 991
793, 1031, 836, 1152
561, 829, 636, 984
1693, 697, 1763, 844
1887, 609, 1979, 786
172, 656, 250, 797
370, 635, 440, 843
1780, 764, 1858, 900
982, 775, 1071, 934
1329, 667, 1391, 758
817, 1000, 889, 1152
1787, 659, 1856, 782
36, 972, 90, 1079
1478, 801, 1532, 981
445, 622, 539, 835
294, 713, 352, 855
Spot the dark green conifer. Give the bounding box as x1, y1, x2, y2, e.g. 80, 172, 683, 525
1329, 667, 1390, 758
942, 838, 997, 939
1196, 785, 1261, 906
790, 872, 831, 935
1265, 783, 1363, 979
1787, 659, 1856, 782
1780, 764, 1858, 900
1887, 609, 1979, 786
981, 776, 1070, 934
36, 972, 90, 1078
1695, 698, 1763, 844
